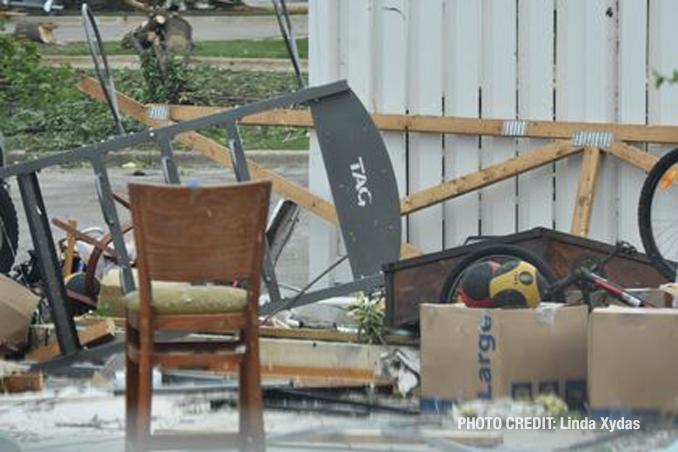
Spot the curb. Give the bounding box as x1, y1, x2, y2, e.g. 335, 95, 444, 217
42, 55, 308, 72
7, 150, 308, 169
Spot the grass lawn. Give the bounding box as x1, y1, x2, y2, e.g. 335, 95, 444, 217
40, 37, 308, 59
2, 65, 309, 153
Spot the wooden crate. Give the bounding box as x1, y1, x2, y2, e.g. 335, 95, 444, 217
383, 227, 670, 328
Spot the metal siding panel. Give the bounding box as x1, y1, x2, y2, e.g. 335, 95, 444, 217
617, 0, 648, 248
480, 0, 518, 236
407, 0, 444, 253
443, 0, 481, 247
517, 0, 555, 231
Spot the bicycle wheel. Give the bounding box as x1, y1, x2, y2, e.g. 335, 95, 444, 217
82, 3, 125, 135
439, 244, 564, 304
638, 147, 678, 281
0, 186, 19, 274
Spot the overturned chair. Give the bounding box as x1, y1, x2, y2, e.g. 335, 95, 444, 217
125, 181, 271, 452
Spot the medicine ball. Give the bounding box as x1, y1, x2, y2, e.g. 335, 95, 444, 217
488, 260, 546, 308
457, 260, 501, 308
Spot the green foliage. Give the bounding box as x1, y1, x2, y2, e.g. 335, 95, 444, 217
137, 49, 189, 104
654, 69, 678, 88
0, 31, 142, 152
1, 28, 307, 153
347, 293, 386, 345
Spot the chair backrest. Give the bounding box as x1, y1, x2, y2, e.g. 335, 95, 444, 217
128, 181, 271, 285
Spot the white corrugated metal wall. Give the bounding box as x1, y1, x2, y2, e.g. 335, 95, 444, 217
308, 0, 678, 286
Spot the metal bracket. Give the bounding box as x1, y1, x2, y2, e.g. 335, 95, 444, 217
572, 131, 614, 149
501, 120, 527, 137
147, 105, 170, 122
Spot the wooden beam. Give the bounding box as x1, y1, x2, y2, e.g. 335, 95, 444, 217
52, 217, 118, 259
0, 372, 43, 393
571, 148, 602, 237
603, 141, 659, 172
165, 105, 678, 144
62, 219, 77, 278
26, 319, 116, 362
259, 326, 418, 346
78, 77, 422, 259
401, 140, 582, 215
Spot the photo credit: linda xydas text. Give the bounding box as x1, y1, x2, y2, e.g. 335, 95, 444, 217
458, 417, 641, 432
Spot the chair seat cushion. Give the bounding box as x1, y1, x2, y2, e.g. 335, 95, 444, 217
125, 284, 247, 314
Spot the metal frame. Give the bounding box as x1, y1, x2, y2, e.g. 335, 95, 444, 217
1, 80, 394, 364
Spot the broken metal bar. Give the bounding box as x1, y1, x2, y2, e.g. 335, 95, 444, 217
224, 120, 283, 306
18, 172, 81, 356
154, 132, 181, 184
261, 273, 384, 315
91, 154, 135, 294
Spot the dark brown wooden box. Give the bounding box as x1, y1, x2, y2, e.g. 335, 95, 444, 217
383, 227, 669, 328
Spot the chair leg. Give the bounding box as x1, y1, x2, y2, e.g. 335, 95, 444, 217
239, 329, 265, 452
126, 322, 140, 452
135, 328, 155, 452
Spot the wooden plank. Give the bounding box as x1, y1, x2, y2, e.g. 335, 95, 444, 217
604, 142, 658, 172
517, 0, 555, 231
167, 106, 678, 145
617, 0, 649, 249
407, 0, 444, 253
480, 0, 518, 237
78, 76, 422, 259
52, 217, 118, 258
26, 319, 116, 362
259, 326, 418, 346
401, 141, 581, 215
62, 219, 77, 278
0, 373, 43, 393
571, 148, 602, 237
442, 0, 481, 248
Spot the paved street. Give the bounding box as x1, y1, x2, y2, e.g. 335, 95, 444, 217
6, 156, 311, 288
7, 13, 308, 42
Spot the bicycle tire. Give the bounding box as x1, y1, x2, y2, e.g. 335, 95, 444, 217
638, 147, 678, 281
0, 186, 19, 274
438, 244, 565, 304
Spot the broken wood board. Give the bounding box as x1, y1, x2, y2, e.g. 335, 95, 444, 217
74, 315, 418, 346
14, 22, 57, 44
162, 104, 678, 144
26, 319, 116, 362
164, 338, 416, 388
0, 372, 43, 393
259, 326, 418, 346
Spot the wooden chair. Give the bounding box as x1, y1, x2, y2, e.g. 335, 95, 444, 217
125, 181, 270, 452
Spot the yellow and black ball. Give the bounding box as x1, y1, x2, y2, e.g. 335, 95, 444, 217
458, 259, 545, 308
488, 260, 545, 308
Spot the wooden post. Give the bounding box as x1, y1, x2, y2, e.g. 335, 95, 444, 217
571, 148, 602, 237
62, 219, 77, 278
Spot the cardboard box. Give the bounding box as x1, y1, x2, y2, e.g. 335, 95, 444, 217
420, 303, 588, 410
589, 307, 678, 415
0, 273, 39, 355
